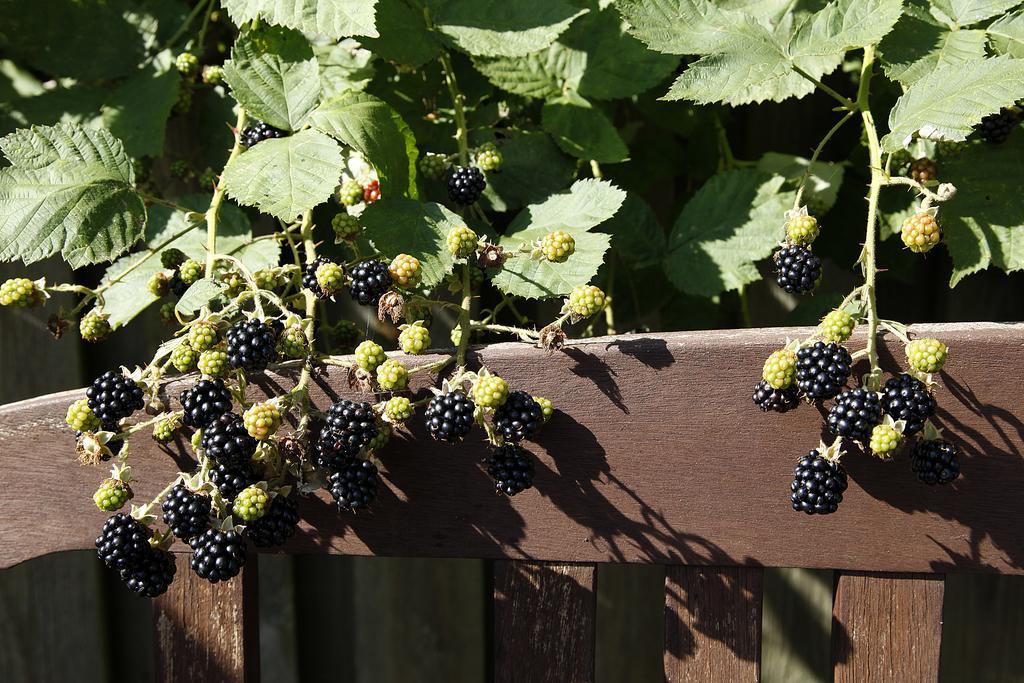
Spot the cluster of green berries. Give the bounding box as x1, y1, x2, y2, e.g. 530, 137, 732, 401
785, 215, 819, 246
818, 310, 855, 343
376, 359, 409, 391
910, 158, 937, 184
447, 225, 478, 258
869, 423, 902, 459
66, 398, 101, 432
419, 152, 449, 180
93, 479, 133, 512
567, 284, 607, 319
762, 348, 797, 389
254, 269, 284, 292
338, 179, 364, 206
0, 277, 43, 307
900, 211, 942, 253
172, 343, 198, 372
534, 397, 554, 422
197, 348, 229, 378
80, 310, 112, 342
473, 374, 509, 409
278, 323, 308, 359
332, 213, 360, 241
316, 261, 346, 295
232, 485, 270, 522
202, 65, 225, 86
189, 321, 219, 350
399, 322, 431, 354
179, 259, 203, 285
355, 340, 387, 372
175, 52, 199, 76
540, 230, 575, 262
384, 396, 413, 422
474, 143, 503, 172
906, 338, 948, 374
152, 414, 180, 443
389, 254, 423, 289
243, 402, 281, 440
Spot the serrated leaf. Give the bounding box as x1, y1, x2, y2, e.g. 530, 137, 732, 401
479, 131, 575, 212
221, 0, 378, 39
880, 17, 987, 87
987, 9, 1024, 58
664, 169, 794, 297
224, 26, 321, 131
931, 0, 1021, 26
598, 193, 666, 268
541, 94, 629, 163
102, 50, 180, 158
881, 56, 1024, 152
0, 122, 135, 182
617, 0, 738, 55
361, 0, 439, 67
432, 0, 586, 58
756, 152, 845, 213
360, 199, 458, 288
472, 45, 586, 99
315, 41, 375, 98
505, 179, 627, 233
221, 129, 344, 220
789, 0, 904, 57
308, 92, 417, 198
176, 278, 227, 316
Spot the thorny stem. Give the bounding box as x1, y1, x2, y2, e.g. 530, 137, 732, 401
793, 109, 856, 210
455, 263, 472, 366
857, 46, 883, 379
206, 107, 248, 278
793, 65, 857, 111
289, 210, 318, 419
438, 49, 469, 165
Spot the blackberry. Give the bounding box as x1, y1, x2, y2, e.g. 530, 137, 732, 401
389, 253, 423, 289
202, 412, 258, 465
752, 380, 799, 413
906, 337, 948, 374
187, 320, 219, 351
322, 399, 379, 454
161, 248, 187, 269
540, 230, 575, 262
66, 398, 101, 432
384, 396, 413, 422
338, 178, 364, 206
398, 322, 431, 354
202, 64, 225, 85
79, 310, 111, 342
168, 273, 188, 298
312, 430, 351, 470
179, 259, 203, 285
446, 225, 478, 258
487, 444, 535, 496
153, 414, 180, 443
795, 341, 851, 400
774, 245, 821, 294
424, 391, 476, 442
277, 323, 308, 359
94, 478, 133, 512
328, 458, 379, 510
198, 348, 229, 378
910, 158, 937, 184
419, 152, 448, 180
785, 215, 819, 246
302, 256, 332, 298
190, 529, 247, 583
493, 390, 544, 442
818, 309, 855, 343
148, 272, 169, 297
976, 108, 1020, 144
95, 513, 152, 571
348, 260, 393, 306
881, 373, 936, 435
246, 495, 300, 548
175, 51, 198, 75
226, 319, 280, 372
332, 213, 360, 241
900, 212, 941, 253
209, 460, 258, 500
363, 179, 381, 204
567, 284, 606, 319
355, 340, 386, 372
240, 120, 287, 148
161, 484, 212, 542
475, 142, 503, 172
232, 485, 270, 522
762, 348, 797, 389
243, 402, 281, 440
180, 378, 233, 428
911, 439, 961, 485
790, 450, 848, 515
171, 343, 197, 372
447, 166, 486, 205
869, 423, 903, 458
86, 370, 145, 425
0, 277, 43, 307
120, 546, 176, 597
827, 388, 883, 443
376, 359, 408, 391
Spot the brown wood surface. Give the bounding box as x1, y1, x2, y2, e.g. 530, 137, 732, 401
832, 571, 945, 682
2, 323, 1023, 574
664, 566, 763, 681
494, 561, 597, 683
153, 554, 260, 683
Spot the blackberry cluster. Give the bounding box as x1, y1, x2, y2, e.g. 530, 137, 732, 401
493, 391, 544, 442
487, 444, 535, 496
180, 378, 233, 428
161, 485, 212, 542
86, 370, 145, 426
226, 319, 280, 372
881, 373, 936, 435
202, 412, 258, 465
827, 388, 882, 443
328, 458, 379, 510
348, 260, 392, 305
977, 109, 1020, 144
209, 460, 258, 500
790, 450, 848, 515
121, 547, 176, 597
424, 391, 476, 442
447, 166, 486, 205
911, 439, 961, 485
752, 380, 799, 413
240, 120, 287, 147
795, 342, 851, 400
774, 246, 821, 294
95, 513, 153, 571
247, 496, 300, 548
190, 529, 247, 583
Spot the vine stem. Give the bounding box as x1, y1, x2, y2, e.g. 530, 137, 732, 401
205, 107, 248, 278
793, 64, 857, 110
793, 109, 855, 210
291, 210, 317, 404
858, 46, 883, 380
455, 263, 472, 366
438, 49, 469, 165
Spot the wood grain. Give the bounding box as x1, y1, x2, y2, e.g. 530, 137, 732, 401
153, 554, 259, 683
2, 323, 1023, 574
832, 572, 944, 682
494, 561, 596, 683
664, 566, 763, 682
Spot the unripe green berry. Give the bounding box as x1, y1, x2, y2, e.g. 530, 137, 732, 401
175, 52, 199, 76
762, 349, 797, 389
66, 398, 101, 432
148, 272, 170, 297
901, 212, 941, 253
278, 323, 308, 359
365, 421, 391, 452
243, 402, 281, 440
355, 340, 386, 372
94, 479, 133, 512
161, 248, 188, 269
785, 215, 819, 246
188, 320, 219, 351
567, 284, 606, 319
376, 359, 409, 391
419, 152, 449, 180
540, 230, 575, 262
179, 259, 203, 285
153, 414, 181, 443
159, 302, 177, 323
199, 167, 217, 188
171, 343, 198, 372
333, 319, 361, 353
202, 64, 225, 85
399, 322, 431, 355
255, 269, 283, 291
384, 396, 413, 422
869, 423, 903, 459
79, 311, 112, 342
446, 225, 478, 258
533, 396, 554, 422
222, 271, 245, 296
191, 429, 203, 452
389, 254, 422, 289
316, 261, 346, 295
475, 142, 503, 171
819, 310, 855, 343
338, 179, 363, 206
906, 338, 948, 374
0, 277, 43, 307
170, 160, 192, 180
197, 348, 229, 378
232, 485, 270, 522
332, 213, 360, 241
473, 374, 508, 409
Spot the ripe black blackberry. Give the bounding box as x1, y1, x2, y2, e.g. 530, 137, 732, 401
324, 399, 378, 449
161, 484, 212, 542
95, 513, 153, 571
240, 120, 287, 147
976, 109, 1020, 144
180, 378, 233, 428
827, 388, 882, 443
911, 439, 961, 485
348, 259, 392, 305
881, 373, 936, 435
447, 166, 486, 205
752, 380, 799, 413
226, 319, 280, 372
169, 273, 188, 298
790, 450, 848, 515
86, 370, 145, 425
120, 547, 176, 597
190, 528, 247, 583
302, 256, 331, 298
774, 245, 821, 294
202, 412, 257, 465
487, 444, 535, 496
312, 430, 351, 470
209, 459, 258, 500
328, 458, 378, 510
247, 496, 300, 548
493, 391, 544, 442
796, 341, 851, 400
424, 390, 476, 442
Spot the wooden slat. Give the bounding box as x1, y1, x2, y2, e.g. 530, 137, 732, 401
494, 561, 596, 683
664, 566, 763, 682
832, 572, 944, 682
2, 323, 1024, 573
153, 554, 259, 683
595, 564, 664, 682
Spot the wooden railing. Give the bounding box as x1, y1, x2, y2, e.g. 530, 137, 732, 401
1, 322, 1021, 681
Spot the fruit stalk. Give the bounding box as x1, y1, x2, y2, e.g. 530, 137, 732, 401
858, 46, 883, 378
205, 107, 248, 278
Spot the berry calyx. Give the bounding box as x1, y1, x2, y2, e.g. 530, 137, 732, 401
162, 485, 212, 542
447, 225, 478, 258
487, 444, 535, 496
900, 212, 941, 253
316, 260, 346, 296
785, 215, 819, 246
493, 390, 545, 442
826, 388, 882, 443
419, 152, 449, 180
790, 450, 847, 515
869, 423, 902, 458
197, 348, 229, 378
567, 284, 606, 319
424, 391, 476, 442
540, 230, 575, 262
752, 380, 799, 413
475, 142, 503, 172
533, 396, 554, 422
447, 166, 486, 205
232, 485, 270, 522
226, 319, 280, 372
473, 373, 509, 409
774, 245, 821, 294
338, 178, 363, 206
376, 358, 409, 391
762, 348, 797, 390
202, 412, 258, 465
179, 259, 203, 285
384, 396, 413, 422
66, 398, 101, 432
94, 478, 133, 511
0, 277, 43, 307
332, 213, 360, 241
398, 322, 431, 354
188, 320, 219, 351
240, 120, 287, 148
911, 438, 961, 485
389, 253, 423, 289
880, 373, 936, 435
190, 528, 247, 583
243, 402, 281, 440
795, 341, 851, 400
175, 52, 199, 75
79, 310, 112, 342
348, 260, 393, 306
180, 378, 233, 429
905, 338, 948, 374
355, 340, 386, 372
818, 309, 855, 343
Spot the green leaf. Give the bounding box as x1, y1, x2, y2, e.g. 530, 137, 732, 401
617, 0, 739, 55
221, 129, 345, 220
361, 0, 439, 68
431, 0, 586, 58
315, 42, 375, 98
472, 45, 586, 99
987, 9, 1024, 58
931, 0, 1021, 26
756, 152, 845, 213
308, 92, 417, 198
176, 278, 227, 316
541, 94, 629, 163
479, 131, 575, 212
0, 123, 144, 267
102, 51, 181, 158
882, 56, 1024, 152
221, 0, 378, 39
598, 193, 666, 268
663, 169, 794, 297
505, 179, 627, 233
789, 0, 904, 57
360, 198, 459, 288
224, 26, 322, 131
880, 18, 987, 87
